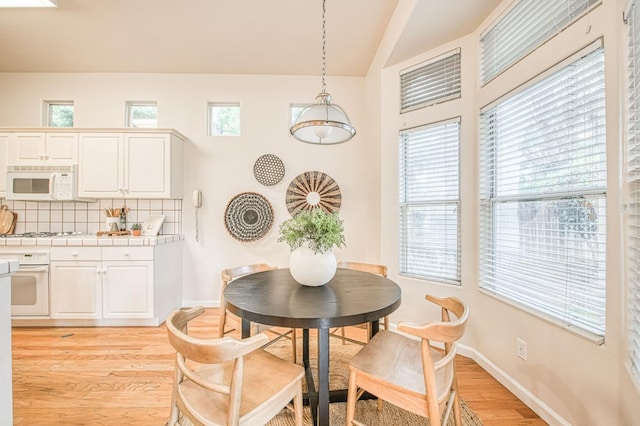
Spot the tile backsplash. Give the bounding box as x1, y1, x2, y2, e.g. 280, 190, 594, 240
0, 198, 182, 235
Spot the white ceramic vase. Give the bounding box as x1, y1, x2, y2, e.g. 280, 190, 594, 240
289, 245, 337, 287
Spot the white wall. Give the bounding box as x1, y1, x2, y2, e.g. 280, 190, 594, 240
376, 0, 640, 424
3, 0, 640, 424
0, 72, 382, 305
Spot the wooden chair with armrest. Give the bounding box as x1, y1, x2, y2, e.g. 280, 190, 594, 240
166, 306, 304, 426
334, 261, 389, 345
345, 295, 469, 426
219, 263, 297, 363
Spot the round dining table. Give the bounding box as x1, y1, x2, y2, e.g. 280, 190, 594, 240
223, 267, 401, 426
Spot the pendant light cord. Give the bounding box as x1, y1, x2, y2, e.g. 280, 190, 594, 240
321, 0, 327, 94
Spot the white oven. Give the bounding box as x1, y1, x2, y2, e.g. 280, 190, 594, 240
3, 251, 50, 316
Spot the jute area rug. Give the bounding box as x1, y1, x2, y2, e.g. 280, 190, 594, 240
181, 334, 483, 425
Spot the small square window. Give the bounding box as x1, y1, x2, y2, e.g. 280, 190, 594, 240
126, 102, 158, 128
44, 101, 74, 127
208, 103, 240, 136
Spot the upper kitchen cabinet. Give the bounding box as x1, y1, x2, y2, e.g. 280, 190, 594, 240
78, 129, 184, 199
8, 132, 78, 164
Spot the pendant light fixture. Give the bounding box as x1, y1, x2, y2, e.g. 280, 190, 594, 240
290, 0, 356, 145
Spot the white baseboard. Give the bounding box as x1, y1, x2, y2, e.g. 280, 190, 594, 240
458, 344, 570, 426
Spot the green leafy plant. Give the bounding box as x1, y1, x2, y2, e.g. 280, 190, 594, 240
278, 209, 346, 254
130, 223, 142, 231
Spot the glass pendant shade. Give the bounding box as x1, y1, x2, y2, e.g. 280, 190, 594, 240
290, 92, 356, 145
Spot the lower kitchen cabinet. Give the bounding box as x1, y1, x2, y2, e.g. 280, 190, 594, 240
102, 261, 153, 319
48, 241, 181, 326
50, 261, 101, 320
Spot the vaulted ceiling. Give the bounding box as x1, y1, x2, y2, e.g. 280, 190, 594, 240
0, 0, 501, 75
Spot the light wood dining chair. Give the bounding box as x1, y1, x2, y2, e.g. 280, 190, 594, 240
166, 306, 304, 426
345, 295, 469, 426
335, 261, 389, 345
218, 263, 297, 362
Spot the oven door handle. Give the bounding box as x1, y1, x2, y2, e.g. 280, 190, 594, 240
17, 265, 49, 273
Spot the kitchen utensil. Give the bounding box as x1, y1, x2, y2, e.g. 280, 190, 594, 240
0, 205, 15, 234
8, 212, 17, 234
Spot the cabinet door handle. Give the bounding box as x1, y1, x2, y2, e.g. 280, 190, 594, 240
72, 251, 78, 257
123, 252, 130, 257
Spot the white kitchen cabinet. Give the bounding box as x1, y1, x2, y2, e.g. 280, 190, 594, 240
48, 241, 181, 326
49, 246, 102, 320
101, 246, 154, 319
78, 130, 184, 199
77, 133, 124, 198
50, 261, 102, 320
8, 132, 78, 164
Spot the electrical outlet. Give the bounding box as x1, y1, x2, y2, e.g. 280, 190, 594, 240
516, 338, 527, 360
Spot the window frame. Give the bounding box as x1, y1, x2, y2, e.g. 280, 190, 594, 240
125, 101, 158, 128
400, 48, 461, 114
43, 100, 74, 127
480, 0, 601, 85
479, 40, 607, 342
624, 0, 640, 387
398, 117, 461, 285
208, 102, 241, 137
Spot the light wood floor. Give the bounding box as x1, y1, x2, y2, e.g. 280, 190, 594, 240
11, 308, 546, 425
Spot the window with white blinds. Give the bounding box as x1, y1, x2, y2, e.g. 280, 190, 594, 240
400, 49, 461, 113
479, 43, 607, 339
399, 118, 460, 284
625, 0, 640, 385
480, 0, 601, 84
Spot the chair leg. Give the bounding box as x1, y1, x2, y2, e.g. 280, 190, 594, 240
293, 384, 303, 426
341, 326, 346, 345
346, 370, 358, 425
217, 307, 227, 338
453, 390, 462, 426
169, 360, 182, 425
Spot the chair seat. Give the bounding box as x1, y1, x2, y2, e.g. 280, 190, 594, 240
178, 349, 305, 425
349, 330, 451, 402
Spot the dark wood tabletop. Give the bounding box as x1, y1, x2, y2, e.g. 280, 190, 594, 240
223, 267, 401, 426
223, 267, 402, 330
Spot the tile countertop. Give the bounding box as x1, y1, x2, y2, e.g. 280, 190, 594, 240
0, 234, 184, 247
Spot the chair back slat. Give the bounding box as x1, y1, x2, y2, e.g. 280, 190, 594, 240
167, 308, 268, 364
337, 261, 387, 277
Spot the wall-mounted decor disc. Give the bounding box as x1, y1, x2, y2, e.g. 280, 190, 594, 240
253, 154, 285, 186
224, 192, 274, 242
286, 171, 341, 215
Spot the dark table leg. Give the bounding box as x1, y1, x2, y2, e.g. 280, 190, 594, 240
241, 318, 250, 339
302, 329, 318, 425
370, 319, 379, 338
317, 327, 329, 426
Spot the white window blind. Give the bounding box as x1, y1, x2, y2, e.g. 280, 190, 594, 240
399, 118, 460, 284
400, 49, 461, 113
479, 44, 606, 339
480, 0, 601, 84
625, 0, 640, 384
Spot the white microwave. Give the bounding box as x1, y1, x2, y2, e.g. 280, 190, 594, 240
6, 164, 81, 201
